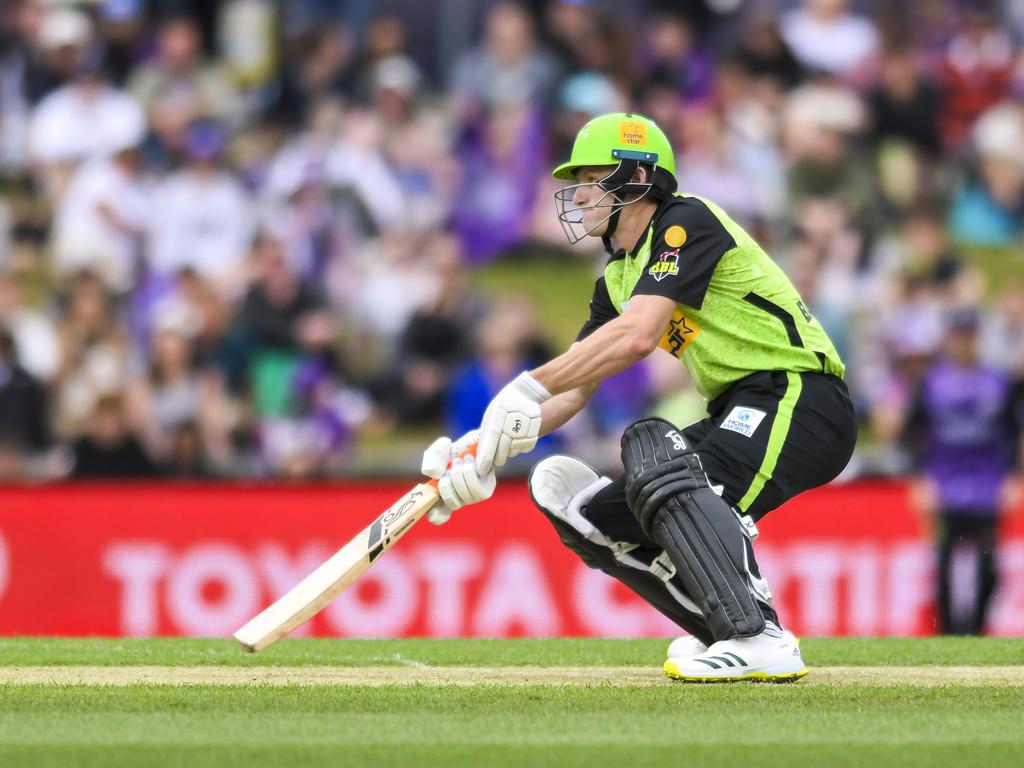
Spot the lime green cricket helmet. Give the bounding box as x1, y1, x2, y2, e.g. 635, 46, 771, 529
552, 113, 677, 249
552, 112, 676, 181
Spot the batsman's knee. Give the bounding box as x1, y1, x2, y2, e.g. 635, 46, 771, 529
620, 418, 707, 536
528, 454, 615, 568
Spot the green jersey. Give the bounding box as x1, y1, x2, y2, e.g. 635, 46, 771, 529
577, 193, 845, 401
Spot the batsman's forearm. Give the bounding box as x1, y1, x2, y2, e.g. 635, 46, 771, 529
532, 318, 656, 395
540, 384, 598, 436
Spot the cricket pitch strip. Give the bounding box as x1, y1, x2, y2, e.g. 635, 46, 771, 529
2, 665, 1022, 687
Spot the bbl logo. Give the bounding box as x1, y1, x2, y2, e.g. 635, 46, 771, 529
649, 248, 680, 281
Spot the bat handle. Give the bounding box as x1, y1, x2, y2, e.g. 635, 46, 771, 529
425, 441, 478, 490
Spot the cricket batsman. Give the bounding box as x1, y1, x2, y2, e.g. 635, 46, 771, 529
421, 113, 857, 682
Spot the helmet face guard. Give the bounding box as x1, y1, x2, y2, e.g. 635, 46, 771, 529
553, 151, 655, 245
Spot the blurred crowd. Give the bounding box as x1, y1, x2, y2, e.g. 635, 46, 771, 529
0, 0, 1022, 480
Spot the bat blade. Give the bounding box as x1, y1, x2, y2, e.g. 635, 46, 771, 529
233, 482, 438, 652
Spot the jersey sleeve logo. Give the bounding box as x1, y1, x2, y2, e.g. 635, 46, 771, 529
618, 120, 648, 146
649, 248, 680, 281
658, 309, 702, 358
664, 225, 687, 248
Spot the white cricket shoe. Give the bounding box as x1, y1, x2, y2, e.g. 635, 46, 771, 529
664, 623, 807, 683
665, 635, 709, 659
666, 629, 799, 660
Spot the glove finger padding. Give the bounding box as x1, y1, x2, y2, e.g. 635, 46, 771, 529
427, 502, 454, 526
433, 455, 496, 525
444, 456, 496, 509
446, 458, 473, 508
459, 455, 496, 501
421, 436, 454, 480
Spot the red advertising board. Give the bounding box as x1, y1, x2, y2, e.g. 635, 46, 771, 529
0, 482, 1021, 638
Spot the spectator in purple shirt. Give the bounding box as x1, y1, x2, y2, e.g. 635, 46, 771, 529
904, 307, 1023, 635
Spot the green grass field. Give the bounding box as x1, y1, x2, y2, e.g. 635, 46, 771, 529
1, 637, 1022, 768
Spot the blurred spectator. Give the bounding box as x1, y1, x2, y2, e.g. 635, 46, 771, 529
446, 295, 553, 441
71, 392, 159, 478
868, 41, 943, 212
275, 23, 356, 127
676, 104, 765, 226
237, 231, 332, 416
351, 14, 424, 104
238, 232, 330, 352
345, 232, 441, 348
451, 102, 548, 263
949, 101, 1024, 246
374, 76, 456, 235
129, 15, 242, 155
0, 325, 49, 466
877, 203, 979, 307
27, 4, 93, 101
939, 2, 1016, 150
0, 2, 89, 172
27, 44, 145, 187
735, 13, 804, 90
785, 82, 875, 250
325, 108, 406, 236
904, 308, 1022, 634
163, 420, 209, 478
869, 44, 941, 158
0, 270, 59, 383
373, 234, 486, 424
147, 121, 252, 289
861, 271, 946, 475
261, 153, 338, 283
125, 301, 231, 474
981, 282, 1024, 378
96, 0, 145, 87
52, 122, 147, 293
53, 271, 130, 438
543, 0, 631, 80
780, 0, 879, 80
639, 12, 714, 104
450, 2, 560, 116
258, 357, 371, 478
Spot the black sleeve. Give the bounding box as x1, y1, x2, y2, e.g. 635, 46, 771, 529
26, 376, 50, 450
576, 276, 619, 342
1009, 377, 1024, 469
902, 383, 929, 470
630, 197, 736, 310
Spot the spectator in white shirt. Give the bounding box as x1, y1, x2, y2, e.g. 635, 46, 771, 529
27, 48, 145, 176
52, 124, 148, 293
781, 0, 879, 80
147, 121, 252, 293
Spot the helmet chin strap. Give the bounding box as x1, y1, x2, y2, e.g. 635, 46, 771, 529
598, 158, 641, 256
601, 207, 623, 256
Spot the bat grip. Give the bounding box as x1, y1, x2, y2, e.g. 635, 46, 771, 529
425, 441, 478, 490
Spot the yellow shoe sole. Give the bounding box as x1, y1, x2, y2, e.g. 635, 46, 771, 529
663, 659, 809, 684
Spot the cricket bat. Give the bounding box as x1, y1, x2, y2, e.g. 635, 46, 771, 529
234, 449, 469, 652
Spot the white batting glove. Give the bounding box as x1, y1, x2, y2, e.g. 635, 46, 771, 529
421, 430, 495, 525
475, 372, 551, 475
